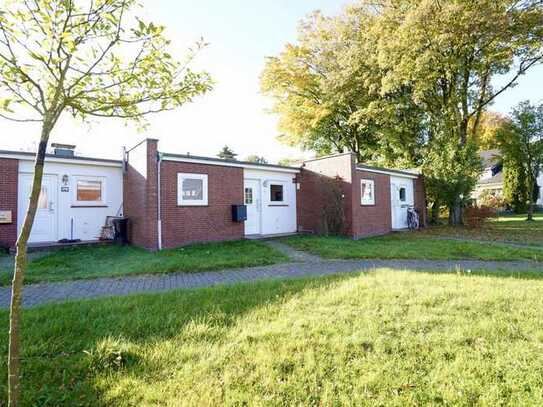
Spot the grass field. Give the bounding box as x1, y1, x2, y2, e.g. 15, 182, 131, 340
0, 240, 288, 286
421, 213, 543, 246
281, 234, 543, 262
1, 269, 543, 405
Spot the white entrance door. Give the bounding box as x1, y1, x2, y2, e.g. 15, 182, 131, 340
244, 179, 261, 235
18, 174, 58, 243
390, 177, 414, 230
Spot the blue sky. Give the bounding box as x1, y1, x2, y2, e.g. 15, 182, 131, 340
1, 0, 542, 161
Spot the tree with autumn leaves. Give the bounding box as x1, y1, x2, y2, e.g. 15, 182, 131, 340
0, 1, 212, 405
261, 0, 543, 224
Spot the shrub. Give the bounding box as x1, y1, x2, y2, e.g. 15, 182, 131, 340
478, 190, 506, 210
463, 205, 497, 228
321, 176, 346, 235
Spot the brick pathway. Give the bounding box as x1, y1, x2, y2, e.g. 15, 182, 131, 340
0, 241, 539, 309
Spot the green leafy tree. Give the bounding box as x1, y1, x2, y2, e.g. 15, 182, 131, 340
423, 139, 482, 224
473, 112, 510, 151
0, 1, 212, 405
368, 0, 543, 224
497, 101, 543, 220
503, 164, 530, 213
245, 154, 268, 164
260, 9, 425, 164
217, 145, 238, 160
263, 1, 543, 225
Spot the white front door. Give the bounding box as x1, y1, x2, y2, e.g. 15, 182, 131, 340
244, 179, 261, 235
390, 177, 414, 230
18, 174, 58, 242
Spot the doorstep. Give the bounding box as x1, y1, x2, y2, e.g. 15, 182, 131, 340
245, 232, 299, 240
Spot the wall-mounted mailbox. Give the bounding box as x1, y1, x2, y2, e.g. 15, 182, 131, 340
0, 211, 12, 224
231, 204, 247, 222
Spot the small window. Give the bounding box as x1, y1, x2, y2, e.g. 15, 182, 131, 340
244, 187, 253, 205
178, 173, 208, 206
361, 179, 375, 205
37, 187, 49, 209
77, 180, 102, 202
399, 187, 406, 202
270, 184, 284, 203
74, 177, 105, 205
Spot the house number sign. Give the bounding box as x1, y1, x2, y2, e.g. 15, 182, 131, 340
0, 210, 12, 224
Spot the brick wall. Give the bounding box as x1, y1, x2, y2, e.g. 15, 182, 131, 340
0, 158, 18, 249
123, 139, 159, 250
414, 175, 427, 227
160, 161, 244, 248
352, 170, 392, 238
297, 153, 355, 236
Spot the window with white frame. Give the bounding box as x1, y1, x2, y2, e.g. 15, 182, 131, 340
178, 173, 208, 206
244, 187, 254, 205
399, 187, 407, 202
74, 177, 106, 205
269, 183, 285, 204
360, 179, 375, 205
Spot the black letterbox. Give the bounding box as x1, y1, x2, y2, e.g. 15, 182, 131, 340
232, 204, 247, 222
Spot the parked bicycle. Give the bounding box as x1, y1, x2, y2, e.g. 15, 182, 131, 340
407, 206, 420, 230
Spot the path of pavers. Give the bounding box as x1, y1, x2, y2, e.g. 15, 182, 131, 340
0, 241, 540, 308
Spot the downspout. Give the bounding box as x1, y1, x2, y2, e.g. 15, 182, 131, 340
157, 151, 163, 251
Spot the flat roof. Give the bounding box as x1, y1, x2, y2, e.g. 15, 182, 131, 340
161, 152, 301, 172
357, 164, 420, 178
0, 150, 122, 165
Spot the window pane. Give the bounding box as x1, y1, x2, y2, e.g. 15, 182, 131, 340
244, 188, 253, 204
182, 178, 203, 200
37, 187, 48, 209
270, 184, 283, 202
361, 180, 375, 205
77, 180, 102, 201
399, 187, 406, 202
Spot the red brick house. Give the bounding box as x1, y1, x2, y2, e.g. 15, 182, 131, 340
297, 152, 426, 238
0, 139, 426, 251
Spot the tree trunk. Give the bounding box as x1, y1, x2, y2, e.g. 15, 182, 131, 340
448, 203, 463, 226
430, 200, 441, 225
8, 134, 49, 407
526, 171, 536, 222
527, 201, 534, 221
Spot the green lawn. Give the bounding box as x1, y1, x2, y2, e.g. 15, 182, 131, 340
1, 269, 543, 405
0, 240, 288, 286
421, 213, 543, 246
281, 234, 543, 261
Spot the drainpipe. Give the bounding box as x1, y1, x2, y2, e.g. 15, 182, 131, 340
157, 151, 163, 251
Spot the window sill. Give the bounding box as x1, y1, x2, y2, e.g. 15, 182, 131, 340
177, 204, 209, 207
268, 204, 289, 207
361, 203, 376, 207
71, 205, 108, 208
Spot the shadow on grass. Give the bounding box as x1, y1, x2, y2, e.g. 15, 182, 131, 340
0, 273, 354, 406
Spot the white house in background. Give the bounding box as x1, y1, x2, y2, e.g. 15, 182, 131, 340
473, 150, 504, 200
473, 150, 543, 206
1, 144, 123, 245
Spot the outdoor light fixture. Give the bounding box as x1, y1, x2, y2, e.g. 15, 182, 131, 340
62, 174, 69, 186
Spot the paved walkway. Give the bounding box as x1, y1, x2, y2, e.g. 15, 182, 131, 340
0, 241, 540, 308
0, 241, 543, 308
